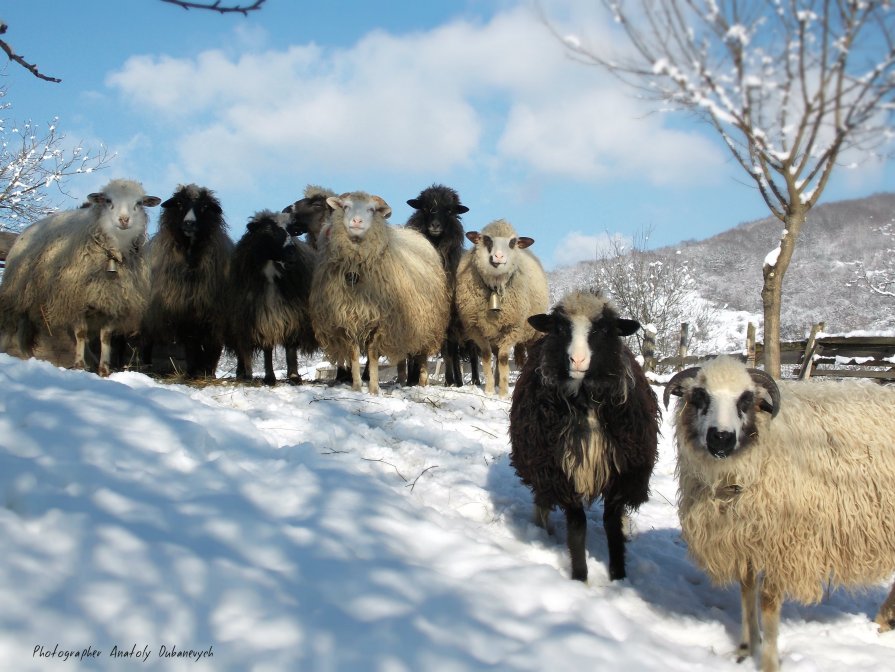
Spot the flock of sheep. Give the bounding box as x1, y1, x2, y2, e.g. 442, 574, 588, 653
2, 178, 895, 672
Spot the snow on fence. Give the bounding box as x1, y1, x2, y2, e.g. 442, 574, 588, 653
647, 321, 895, 383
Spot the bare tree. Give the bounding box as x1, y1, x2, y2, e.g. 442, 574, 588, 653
551, 1, 895, 376
590, 227, 717, 362
852, 215, 895, 299
0, 88, 112, 231
1, 1, 266, 83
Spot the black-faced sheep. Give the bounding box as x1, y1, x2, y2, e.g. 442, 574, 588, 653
405, 183, 479, 387
309, 191, 450, 395
455, 218, 548, 397
228, 211, 317, 385
0, 178, 161, 376
282, 185, 336, 250
510, 290, 659, 582
142, 184, 233, 378
664, 355, 895, 672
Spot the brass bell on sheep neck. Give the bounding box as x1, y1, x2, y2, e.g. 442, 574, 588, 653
489, 291, 501, 311
106, 258, 119, 273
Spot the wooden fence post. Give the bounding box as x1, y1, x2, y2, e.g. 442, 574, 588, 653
797, 321, 825, 380
677, 323, 689, 371
746, 322, 756, 368
642, 324, 657, 372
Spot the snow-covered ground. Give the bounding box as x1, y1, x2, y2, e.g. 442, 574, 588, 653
1, 353, 893, 671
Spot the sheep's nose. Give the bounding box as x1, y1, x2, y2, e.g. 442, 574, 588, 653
706, 427, 737, 458
119, 215, 130, 229
491, 251, 506, 264
569, 353, 588, 370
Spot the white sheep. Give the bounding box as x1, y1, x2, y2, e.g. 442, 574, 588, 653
455, 219, 548, 397
664, 355, 895, 672
308, 191, 450, 394
0, 179, 161, 376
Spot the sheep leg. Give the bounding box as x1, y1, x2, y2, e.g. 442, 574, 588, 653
479, 345, 494, 395
350, 345, 362, 392
875, 580, 895, 632
97, 325, 114, 378
15, 315, 35, 357
603, 500, 627, 581
414, 354, 429, 386
262, 347, 277, 385
497, 347, 511, 398
467, 341, 481, 386
285, 346, 301, 385
533, 502, 555, 535
759, 585, 782, 672
237, 347, 253, 381
565, 504, 588, 582
73, 319, 88, 370
397, 358, 407, 385
737, 567, 761, 663
366, 343, 380, 395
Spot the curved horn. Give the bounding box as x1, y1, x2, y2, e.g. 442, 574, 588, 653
747, 368, 781, 418
662, 366, 701, 409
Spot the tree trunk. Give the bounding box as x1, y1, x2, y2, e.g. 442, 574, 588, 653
761, 206, 808, 378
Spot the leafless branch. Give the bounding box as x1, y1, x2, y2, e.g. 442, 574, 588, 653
159, 0, 266, 14
0, 22, 61, 83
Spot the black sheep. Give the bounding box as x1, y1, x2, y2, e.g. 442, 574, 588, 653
143, 184, 233, 378
405, 184, 479, 387
282, 185, 336, 250
509, 290, 659, 582
228, 211, 317, 385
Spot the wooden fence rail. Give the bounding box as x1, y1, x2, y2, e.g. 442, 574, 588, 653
647, 322, 895, 383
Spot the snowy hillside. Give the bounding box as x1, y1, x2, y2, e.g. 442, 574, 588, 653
1, 354, 894, 671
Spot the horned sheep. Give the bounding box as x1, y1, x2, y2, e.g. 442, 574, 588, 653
510, 290, 659, 582
228, 211, 318, 385
664, 355, 895, 672
142, 184, 233, 378
308, 191, 450, 395
455, 218, 548, 397
0, 178, 160, 376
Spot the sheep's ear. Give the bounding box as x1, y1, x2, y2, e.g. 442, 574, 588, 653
87, 192, 109, 205
406, 198, 422, 209
207, 200, 223, 214
455, 204, 469, 214
528, 313, 553, 333
326, 196, 344, 210
515, 236, 535, 249
160, 196, 179, 209
141, 196, 162, 208
282, 202, 296, 214
616, 319, 641, 336
371, 195, 392, 219
466, 231, 481, 244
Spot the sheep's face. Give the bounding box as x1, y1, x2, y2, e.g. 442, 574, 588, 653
466, 228, 533, 278
327, 193, 391, 241
664, 357, 780, 459
283, 194, 332, 243
88, 180, 160, 244
407, 186, 468, 241
244, 213, 294, 262
160, 185, 224, 244
529, 291, 639, 397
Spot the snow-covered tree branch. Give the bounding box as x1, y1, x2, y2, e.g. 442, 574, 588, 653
551, 0, 895, 375
0, 88, 112, 231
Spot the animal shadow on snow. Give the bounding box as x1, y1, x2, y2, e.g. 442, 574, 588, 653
484, 454, 890, 641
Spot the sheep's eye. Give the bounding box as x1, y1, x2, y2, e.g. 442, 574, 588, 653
690, 388, 710, 413
737, 391, 754, 416
509, 237, 517, 248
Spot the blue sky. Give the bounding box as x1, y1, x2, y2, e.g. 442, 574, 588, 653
1, 1, 892, 269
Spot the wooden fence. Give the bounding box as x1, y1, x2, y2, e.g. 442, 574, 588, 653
647, 321, 895, 383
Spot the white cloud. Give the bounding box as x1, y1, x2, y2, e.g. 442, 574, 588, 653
104, 4, 727, 191
552, 230, 632, 268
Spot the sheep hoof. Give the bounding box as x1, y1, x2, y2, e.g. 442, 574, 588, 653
287, 374, 302, 386
263, 376, 277, 386
875, 614, 895, 633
